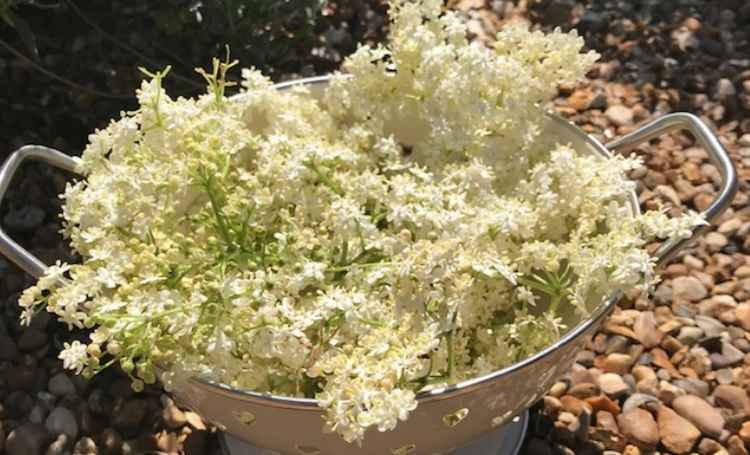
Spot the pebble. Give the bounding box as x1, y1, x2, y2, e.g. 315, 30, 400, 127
568, 88, 596, 111
162, 402, 187, 429
73, 436, 97, 454
713, 385, 750, 413
112, 399, 148, 430
17, 329, 48, 352
596, 410, 619, 433
48, 373, 76, 397
727, 435, 747, 455
45, 407, 78, 440
633, 311, 662, 348
706, 232, 729, 250
658, 380, 686, 403
605, 336, 629, 355
658, 404, 701, 454
585, 395, 621, 414
699, 438, 725, 453
101, 428, 122, 453
710, 342, 745, 368
185, 411, 206, 430
5, 423, 51, 455
0, 334, 19, 360
715, 78, 737, 100
597, 373, 630, 397
677, 326, 704, 346
603, 353, 632, 375
544, 396, 563, 415
622, 393, 660, 413
739, 421, 750, 444
617, 408, 659, 449
605, 105, 634, 126
86, 389, 111, 416
736, 303, 750, 331
568, 382, 599, 399
29, 404, 48, 424
672, 276, 708, 301
3, 205, 45, 231
6, 390, 34, 418
46, 434, 68, 455
695, 315, 727, 338
656, 185, 681, 206
718, 218, 742, 235
632, 365, 656, 383
672, 395, 725, 437
549, 382, 568, 397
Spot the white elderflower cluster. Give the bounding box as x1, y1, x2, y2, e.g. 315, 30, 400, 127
19, 0, 704, 445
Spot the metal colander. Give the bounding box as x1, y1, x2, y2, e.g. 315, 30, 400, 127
0, 76, 738, 455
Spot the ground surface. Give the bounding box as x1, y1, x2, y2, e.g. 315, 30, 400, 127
1, 1, 750, 454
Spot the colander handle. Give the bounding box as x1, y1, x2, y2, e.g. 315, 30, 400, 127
606, 113, 739, 267
0, 145, 80, 278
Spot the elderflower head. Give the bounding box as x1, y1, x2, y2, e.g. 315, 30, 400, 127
19, 0, 704, 445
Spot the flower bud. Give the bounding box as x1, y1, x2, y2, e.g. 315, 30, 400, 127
107, 341, 122, 355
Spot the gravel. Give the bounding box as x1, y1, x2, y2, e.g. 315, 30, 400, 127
519, 0, 750, 453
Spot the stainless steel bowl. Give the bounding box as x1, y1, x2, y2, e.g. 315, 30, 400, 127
0, 76, 738, 455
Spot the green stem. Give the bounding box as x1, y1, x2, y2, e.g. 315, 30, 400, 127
549, 294, 562, 316
328, 262, 392, 272
203, 174, 233, 247
304, 161, 344, 196
446, 329, 455, 383
357, 316, 385, 328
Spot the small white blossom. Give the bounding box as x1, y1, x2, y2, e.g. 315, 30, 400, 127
59, 341, 88, 374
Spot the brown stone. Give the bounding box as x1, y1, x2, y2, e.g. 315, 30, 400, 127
672, 276, 708, 301
623, 445, 641, 455
543, 396, 563, 416
568, 88, 596, 111
603, 353, 633, 375
713, 385, 750, 413
618, 408, 659, 449
736, 303, 750, 331
560, 395, 590, 416
728, 434, 748, 455
652, 348, 680, 376
698, 438, 725, 454
672, 395, 725, 438
585, 395, 621, 414
632, 365, 656, 383
568, 383, 600, 399
633, 311, 663, 348
739, 421, 750, 444
598, 373, 630, 397
658, 405, 701, 454
605, 322, 638, 340
596, 410, 620, 434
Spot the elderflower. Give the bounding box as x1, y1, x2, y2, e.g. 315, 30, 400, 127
18, 0, 704, 445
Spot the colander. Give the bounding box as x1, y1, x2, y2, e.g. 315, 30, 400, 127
0, 76, 738, 455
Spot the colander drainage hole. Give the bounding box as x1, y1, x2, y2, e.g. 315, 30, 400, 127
295, 445, 321, 454
442, 408, 469, 427
391, 443, 417, 454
